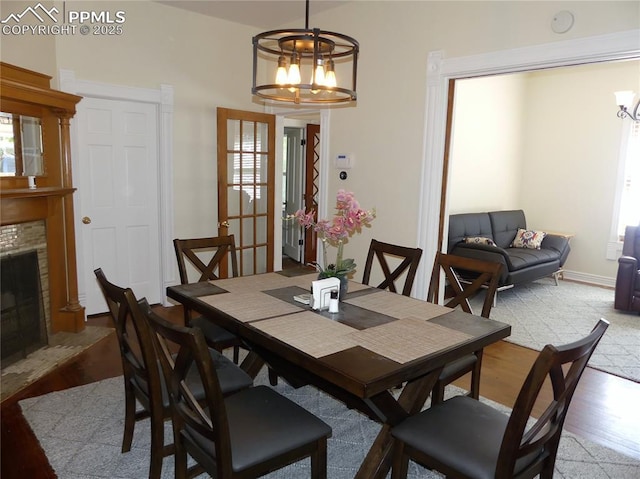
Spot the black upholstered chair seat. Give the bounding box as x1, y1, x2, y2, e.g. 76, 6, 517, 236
392, 396, 542, 479
189, 315, 239, 345
438, 354, 478, 381
183, 385, 332, 474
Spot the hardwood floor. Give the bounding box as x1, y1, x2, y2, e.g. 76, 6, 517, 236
2, 306, 639, 479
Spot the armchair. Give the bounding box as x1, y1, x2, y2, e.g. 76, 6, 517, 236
614, 224, 640, 313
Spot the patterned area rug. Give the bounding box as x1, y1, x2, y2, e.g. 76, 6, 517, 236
1, 325, 113, 402
19, 368, 640, 479
474, 279, 640, 383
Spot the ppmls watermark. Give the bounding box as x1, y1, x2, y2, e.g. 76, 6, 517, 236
1, 2, 126, 36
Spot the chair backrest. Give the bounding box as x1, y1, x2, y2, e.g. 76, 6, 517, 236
622, 224, 640, 261
362, 239, 423, 296
133, 295, 233, 474
427, 252, 502, 318
173, 235, 239, 284
94, 268, 163, 412
497, 319, 608, 478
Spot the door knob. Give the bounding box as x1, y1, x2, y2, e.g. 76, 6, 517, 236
82, 216, 92, 224
219, 220, 230, 228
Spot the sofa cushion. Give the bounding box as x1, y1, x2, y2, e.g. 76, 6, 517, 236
511, 229, 546, 250
448, 213, 493, 253
488, 210, 526, 248
464, 236, 497, 247
506, 247, 560, 271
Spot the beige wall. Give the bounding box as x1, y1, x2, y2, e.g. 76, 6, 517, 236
448, 74, 527, 214
2, 1, 638, 284
448, 60, 640, 282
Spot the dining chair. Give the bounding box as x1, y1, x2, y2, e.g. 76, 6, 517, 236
173, 236, 243, 363
362, 239, 423, 297
94, 268, 252, 479
391, 318, 609, 479
426, 252, 503, 404
138, 296, 333, 479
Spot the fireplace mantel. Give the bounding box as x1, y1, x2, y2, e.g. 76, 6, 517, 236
1, 62, 84, 333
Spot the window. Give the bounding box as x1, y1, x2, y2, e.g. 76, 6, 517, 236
615, 121, 640, 240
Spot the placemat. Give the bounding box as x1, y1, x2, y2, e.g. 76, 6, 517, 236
209, 273, 295, 293
198, 291, 303, 322
344, 290, 451, 320
351, 317, 473, 364
252, 311, 359, 358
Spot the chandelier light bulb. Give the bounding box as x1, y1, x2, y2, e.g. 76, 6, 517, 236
325, 59, 337, 88
287, 52, 301, 92
314, 59, 325, 85
275, 55, 288, 85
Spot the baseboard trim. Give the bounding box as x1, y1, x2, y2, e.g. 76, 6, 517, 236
562, 270, 615, 289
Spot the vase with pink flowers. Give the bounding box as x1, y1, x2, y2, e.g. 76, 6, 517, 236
291, 190, 375, 298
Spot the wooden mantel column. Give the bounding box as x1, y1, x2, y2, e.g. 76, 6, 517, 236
56, 112, 85, 330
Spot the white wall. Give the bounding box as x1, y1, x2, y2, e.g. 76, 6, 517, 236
448, 75, 526, 213
522, 61, 640, 280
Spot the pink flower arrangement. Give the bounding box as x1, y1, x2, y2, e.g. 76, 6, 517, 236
292, 190, 375, 277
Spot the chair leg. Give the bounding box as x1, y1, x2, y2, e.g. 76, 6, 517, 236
268, 367, 279, 386
468, 350, 483, 400
430, 381, 445, 406
122, 384, 136, 453
310, 438, 328, 479
148, 411, 165, 479
391, 440, 409, 479
233, 345, 240, 364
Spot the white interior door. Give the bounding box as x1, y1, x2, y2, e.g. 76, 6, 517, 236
282, 127, 304, 261
77, 97, 161, 315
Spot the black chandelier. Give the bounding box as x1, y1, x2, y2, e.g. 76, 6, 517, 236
252, 0, 359, 105
615, 90, 640, 122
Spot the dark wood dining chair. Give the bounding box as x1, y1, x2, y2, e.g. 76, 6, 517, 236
173, 236, 243, 363
94, 268, 252, 479
138, 296, 333, 479
427, 252, 503, 404
391, 319, 609, 479
362, 239, 423, 297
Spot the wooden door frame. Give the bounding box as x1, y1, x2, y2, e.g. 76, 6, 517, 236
217, 107, 276, 276
60, 70, 175, 306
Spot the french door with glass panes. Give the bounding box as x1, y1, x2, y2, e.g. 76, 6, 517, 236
217, 108, 275, 276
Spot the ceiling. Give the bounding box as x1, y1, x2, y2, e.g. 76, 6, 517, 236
155, 1, 349, 29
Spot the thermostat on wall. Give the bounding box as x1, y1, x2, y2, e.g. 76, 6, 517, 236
335, 154, 354, 169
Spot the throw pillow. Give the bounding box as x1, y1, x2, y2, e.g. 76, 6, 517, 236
464, 236, 497, 247
511, 229, 546, 249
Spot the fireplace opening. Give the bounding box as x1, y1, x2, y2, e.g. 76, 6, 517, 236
1, 250, 48, 369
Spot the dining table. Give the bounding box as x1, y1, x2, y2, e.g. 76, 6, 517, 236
166, 271, 511, 479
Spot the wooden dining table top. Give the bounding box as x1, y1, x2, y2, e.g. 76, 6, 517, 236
166, 271, 511, 479
167, 272, 510, 397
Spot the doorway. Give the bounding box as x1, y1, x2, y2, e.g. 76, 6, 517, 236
61, 71, 174, 316
280, 115, 321, 271
414, 31, 640, 299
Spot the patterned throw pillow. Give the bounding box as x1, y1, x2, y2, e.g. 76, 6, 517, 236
464, 236, 497, 247
511, 229, 546, 249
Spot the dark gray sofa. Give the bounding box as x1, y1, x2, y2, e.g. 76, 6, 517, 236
447, 210, 571, 287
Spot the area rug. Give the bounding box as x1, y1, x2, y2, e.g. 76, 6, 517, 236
1, 325, 113, 402
474, 279, 640, 383
19, 369, 640, 479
